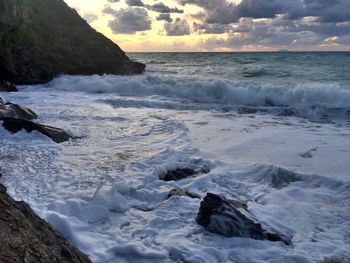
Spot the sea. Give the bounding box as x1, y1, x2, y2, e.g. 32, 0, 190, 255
1, 52, 350, 263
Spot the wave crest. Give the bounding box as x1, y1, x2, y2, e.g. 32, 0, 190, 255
36, 74, 350, 119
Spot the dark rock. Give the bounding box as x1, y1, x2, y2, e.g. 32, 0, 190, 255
0, 99, 37, 120
0, 184, 92, 263
168, 188, 199, 199
161, 168, 199, 181
196, 193, 290, 245
0, 0, 145, 85
1, 117, 72, 143
0, 79, 17, 92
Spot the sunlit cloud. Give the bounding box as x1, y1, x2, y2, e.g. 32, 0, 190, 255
64, 0, 350, 52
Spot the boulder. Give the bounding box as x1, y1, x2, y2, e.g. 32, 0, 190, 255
0, 184, 92, 263
0, 79, 17, 92
161, 168, 204, 181
168, 188, 199, 199
1, 117, 72, 143
196, 193, 290, 244
0, 0, 145, 85
0, 99, 37, 120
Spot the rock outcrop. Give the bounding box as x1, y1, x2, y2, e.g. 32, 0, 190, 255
0, 79, 17, 92
197, 193, 290, 244
161, 168, 198, 181
0, 0, 145, 85
0, 100, 37, 120
0, 184, 92, 263
0, 98, 72, 143
1, 117, 73, 143
160, 167, 210, 181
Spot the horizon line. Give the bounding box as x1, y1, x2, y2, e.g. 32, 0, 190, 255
126, 50, 350, 53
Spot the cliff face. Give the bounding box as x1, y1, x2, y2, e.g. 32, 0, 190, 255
0, 184, 92, 263
0, 0, 145, 84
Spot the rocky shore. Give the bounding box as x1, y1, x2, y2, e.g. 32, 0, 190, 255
0, 184, 91, 263
0, 85, 84, 260
0, 0, 145, 260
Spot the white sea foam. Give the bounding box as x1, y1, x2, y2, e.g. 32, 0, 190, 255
1, 72, 350, 262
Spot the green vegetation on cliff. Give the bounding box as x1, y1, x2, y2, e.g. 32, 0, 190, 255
0, 0, 145, 84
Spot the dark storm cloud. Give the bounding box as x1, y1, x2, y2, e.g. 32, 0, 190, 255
107, 7, 151, 34
156, 13, 173, 22
125, 0, 145, 7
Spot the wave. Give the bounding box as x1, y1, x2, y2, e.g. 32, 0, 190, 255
32, 74, 350, 119
241, 65, 269, 77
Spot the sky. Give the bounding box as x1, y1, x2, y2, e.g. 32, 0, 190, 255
64, 0, 350, 52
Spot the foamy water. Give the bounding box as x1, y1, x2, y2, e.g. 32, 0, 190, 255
1, 52, 350, 262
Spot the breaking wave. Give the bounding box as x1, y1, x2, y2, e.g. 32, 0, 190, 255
33, 74, 350, 119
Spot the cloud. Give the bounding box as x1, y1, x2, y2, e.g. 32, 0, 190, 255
198, 16, 350, 51
126, 1, 183, 14
107, 7, 152, 34
146, 2, 184, 14
99, 0, 350, 50
179, 0, 350, 24
164, 18, 191, 36
103, 5, 115, 15
156, 13, 173, 22
193, 22, 226, 34
83, 13, 99, 23
125, 0, 144, 7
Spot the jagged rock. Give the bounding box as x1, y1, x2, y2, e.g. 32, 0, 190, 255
168, 188, 199, 199
0, 0, 145, 84
161, 168, 206, 181
0, 184, 92, 263
0, 79, 17, 92
0, 99, 37, 120
196, 193, 290, 244
1, 117, 72, 143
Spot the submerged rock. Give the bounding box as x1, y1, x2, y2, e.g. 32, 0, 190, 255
1, 117, 72, 143
168, 188, 199, 199
0, 0, 145, 84
196, 193, 290, 244
161, 167, 210, 182
0, 79, 17, 92
254, 165, 301, 189
162, 168, 198, 181
0, 184, 92, 263
0, 99, 37, 120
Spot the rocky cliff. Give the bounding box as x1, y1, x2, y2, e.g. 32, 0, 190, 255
0, 0, 145, 84
0, 184, 92, 263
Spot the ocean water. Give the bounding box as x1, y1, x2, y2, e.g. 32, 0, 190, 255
1, 52, 350, 263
